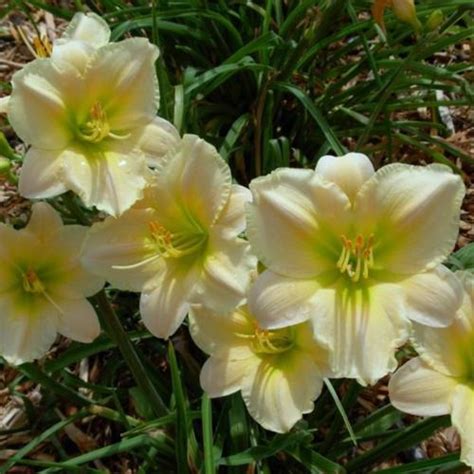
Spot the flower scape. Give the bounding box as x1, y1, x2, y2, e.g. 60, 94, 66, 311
0, 7, 472, 472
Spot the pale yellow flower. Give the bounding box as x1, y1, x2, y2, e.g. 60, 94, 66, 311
5, 12, 179, 216
82, 135, 257, 338
189, 303, 331, 433
389, 271, 474, 468
0, 202, 104, 364
247, 153, 465, 384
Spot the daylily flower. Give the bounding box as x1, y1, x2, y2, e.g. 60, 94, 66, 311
0, 202, 104, 364
247, 153, 465, 384
389, 271, 474, 468
4, 12, 179, 216
82, 134, 257, 338
189, 303, 332, 433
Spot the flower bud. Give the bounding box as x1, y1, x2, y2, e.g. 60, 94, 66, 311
426, 9, 444, 31
392, 0, 421, 31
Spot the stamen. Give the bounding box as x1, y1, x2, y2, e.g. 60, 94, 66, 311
23, 269, 45, 293
22, 268, 64, 314
77, 102, 111, 143
148, 220, 206, 260
251, 327, 294, 354
337, 234, 375, 282
112, 254, 161, 270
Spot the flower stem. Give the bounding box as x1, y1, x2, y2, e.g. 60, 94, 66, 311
59, 194, 168, 418
93, 290, 169, 418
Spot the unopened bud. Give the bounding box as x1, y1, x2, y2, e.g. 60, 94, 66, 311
426, 9, 444, 31
392, 0, 421, 31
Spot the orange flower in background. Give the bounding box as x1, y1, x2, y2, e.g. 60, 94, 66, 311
372, 0, 421, 32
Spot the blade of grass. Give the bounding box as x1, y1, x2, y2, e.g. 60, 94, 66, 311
0, 408, 88, 473
345, 415, 451, 471
286, 445, 346, 474
202, 394, 215, 474
275, 82, 345, 156
168, 342, 190, 474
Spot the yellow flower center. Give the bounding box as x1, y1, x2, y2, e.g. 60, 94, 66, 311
337, 234, 375, 282
77, 102, 111, 144
149, 221, 207, 259
251, 327, 295, 355
22, 268, 45, 293
76, 102, 131, 144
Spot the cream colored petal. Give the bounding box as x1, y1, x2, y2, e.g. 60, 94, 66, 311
0, 224, 39, 270
139, 261, 200, 339
85, 38, 159, 130
200, 355, 259, 398
247, 167, 351, 278
25, 202, 63, 241
136, 117, 180, 168
191, 234, 256, 314
9, 59, 75, 148
456, 271, 474, 326
241, 351, 324, 433
62, 145, 149, 217
451, 384, 474, 469
294, 321, 333, 376
315, 153, 375, 202
156, 135, 232, 228
248, 271, 321, 329
311, 282, 409, 385
411, 313, 473, 378
82, 209, 161, 292
51, 40, 95, 73
56, 297, 101, 343
402, 265, 462, 327
61, 12, 110, 47
47, 226, 104, 298
215, 184, 252, 238
388, 357, 456, 416
355, 163, 465, 274
189, 305, 255, 358
19, 147, 68, 199
0, 294, 58, 365
0, 96, 9, 114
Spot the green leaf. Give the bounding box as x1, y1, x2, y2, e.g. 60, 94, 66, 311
345, 416, 451, 471
376, 452, 464, 473
130, 387, 156, 420
219, 431, 310, 466
274, 82, 346, 156
448, 243, 474, 271
219, 113, 250, 162
168, 342, 190, 474
286, 445, 346, 474
201, 394, 215, 474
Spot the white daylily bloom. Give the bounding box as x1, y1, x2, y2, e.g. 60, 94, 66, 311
247, 154, 465, 384
82, 134, 257, 339
5, 12, 179, 217
389, 271, 474, 468
189, 303, 332, 433
0, 202, 104, 365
